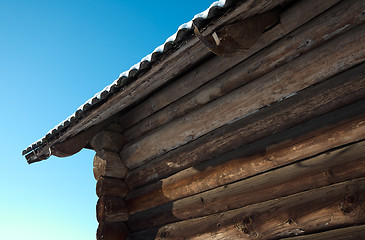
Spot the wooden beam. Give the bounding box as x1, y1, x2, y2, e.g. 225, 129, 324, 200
120, 0, 343, 141
49, 119, 115, 158
97, 197, 129, 223
105, 123, 124, 133
93, 150, 128, 180
194, 8, 281, 57
128, 140, 365, 231
125, 102, 365, 214
281, 224, 365, 240
97, 221, 129, 240
96, 176, 128, 198
90, 131, 126, 153
125, 58, 365, 190
121, 22, 365, 170
128, 178, 365, 240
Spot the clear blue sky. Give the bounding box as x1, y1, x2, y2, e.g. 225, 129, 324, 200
0, 0, 214, 239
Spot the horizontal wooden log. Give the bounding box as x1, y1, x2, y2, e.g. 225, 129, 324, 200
125, 101, 365, 214
93, 150, 128, 180
128, 178, 365, 240
96, 176, 128, 198
90, 131, 126, 152
128, 140, 365, 231
121, 21, 365, 170
123, 0, 355, 142
282, 224, 365, 240
125, 60, 365, 190
49, 0, 291, 157
97, 197, 129, 223
97, 221, 129, 240
116, 0, 299, 132
105, 123, 124, 133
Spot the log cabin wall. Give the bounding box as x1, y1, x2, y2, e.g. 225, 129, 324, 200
95, 0, 365, 239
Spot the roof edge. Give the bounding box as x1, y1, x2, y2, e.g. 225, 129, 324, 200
23, 0, 235, 161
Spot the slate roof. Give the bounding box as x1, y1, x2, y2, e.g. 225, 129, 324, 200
22, 0, 235, 159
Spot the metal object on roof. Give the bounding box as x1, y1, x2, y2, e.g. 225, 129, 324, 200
22, 0, 234, 158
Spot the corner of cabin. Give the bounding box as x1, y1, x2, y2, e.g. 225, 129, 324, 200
24, 0, 365, 239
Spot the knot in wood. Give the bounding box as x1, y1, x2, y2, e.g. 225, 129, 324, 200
285, 218, 294, 225
234, 215, 258, 237
340, 194, 359, 215
159, 231, 170, 239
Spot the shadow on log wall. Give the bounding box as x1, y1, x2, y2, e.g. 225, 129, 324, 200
126, 92, 365, 238
121, 1, 365, 238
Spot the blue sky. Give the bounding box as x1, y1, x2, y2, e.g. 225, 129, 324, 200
0, 0, 214, 239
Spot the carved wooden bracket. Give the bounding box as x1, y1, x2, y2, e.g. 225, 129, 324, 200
194, 8, 280, 57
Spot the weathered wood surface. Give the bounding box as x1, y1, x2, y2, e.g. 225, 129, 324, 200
128, 140, 365, 231
105, 123, 124, 133
123, 0, 354, 142
97, 221, 129, 240
97, 197, 129, 223
116, 0, 301, 132
47, 118, 115, 159
93, 150, 128, 180
129, 178, 365, 240
121, 22, 365, 170
96, 176, 128, 198
125, 50, 365, 190
282, 224, 365, 240
125, 101, 365, 214
33, 0, 292, 163
90, 131, 126, 153
194, 8, 281, 57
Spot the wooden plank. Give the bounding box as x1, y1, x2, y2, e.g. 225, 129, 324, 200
128, 178, 365, 240
97, 197, 129, 223
123, 0, 353, 142
128, 140, 365, 231
125, 102, 365, 214
93, 150, 128, 180
125, 61, 365, 190
282, 224, 365, 240
97, 221, 129, 240
96, 176, 128, 198
121, 22, 365, 170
